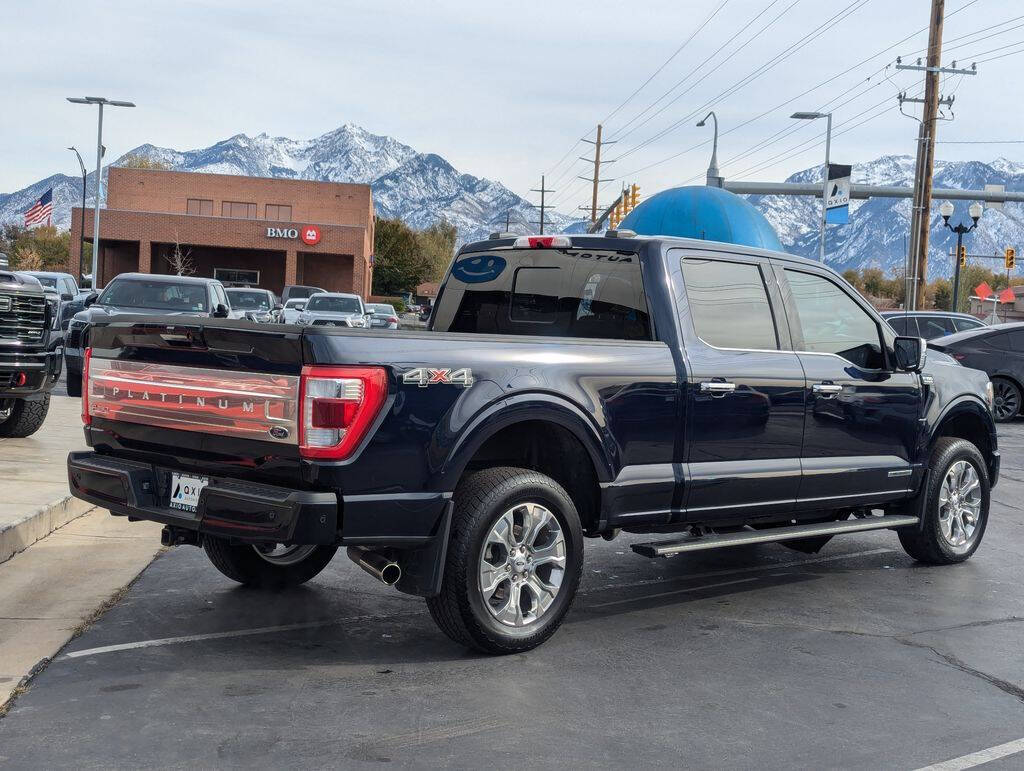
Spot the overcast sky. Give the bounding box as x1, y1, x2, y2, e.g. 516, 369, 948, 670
3, 0, 1022, 214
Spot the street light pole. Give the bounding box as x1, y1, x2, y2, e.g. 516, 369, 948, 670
940, 200, 983, 313
67, 146, 87, 281
696, 112, 722, 187
67, 96, 135, 289
791, 111, 833, 262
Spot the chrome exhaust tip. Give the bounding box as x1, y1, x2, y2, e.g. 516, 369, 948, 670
346, 546, 401, 586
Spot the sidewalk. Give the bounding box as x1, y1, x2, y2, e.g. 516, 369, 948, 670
0, 395, 93, 564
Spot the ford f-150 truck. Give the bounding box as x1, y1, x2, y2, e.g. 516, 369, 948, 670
67, 233, 999, 653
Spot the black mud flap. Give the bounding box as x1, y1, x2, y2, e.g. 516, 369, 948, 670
778, 534, 836, 554
394, 502, 453, 598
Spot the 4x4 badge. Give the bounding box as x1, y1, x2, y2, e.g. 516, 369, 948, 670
403, 367, 474, 388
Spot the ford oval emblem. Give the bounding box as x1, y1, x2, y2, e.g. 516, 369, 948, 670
451, 254, 506, 284
269, 426, 289, 440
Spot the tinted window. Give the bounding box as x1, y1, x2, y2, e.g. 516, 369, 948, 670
953, 317, 984, 332
306, 296, 363, 313
785, 269, 883, 368
98, 279, 209, 312
886, 316, 917, 336
681, 259, 778, 350
433, 250, 651, 341
367, 304, 396, 315
917, 316, 954, 339
226, 289, 271, 310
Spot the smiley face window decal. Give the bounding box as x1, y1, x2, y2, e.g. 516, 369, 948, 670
451, 254, 507, 284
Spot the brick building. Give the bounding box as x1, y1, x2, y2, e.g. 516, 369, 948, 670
71, 168, 374, 296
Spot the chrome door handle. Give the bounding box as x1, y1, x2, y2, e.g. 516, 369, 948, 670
700, 381, 737, 395
812, 383, 843, 396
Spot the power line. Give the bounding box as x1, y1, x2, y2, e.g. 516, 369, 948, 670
600, 0, 731, 126
611, 0, 871, 164
936, 139, 1024, 144
606, 0, 790, 142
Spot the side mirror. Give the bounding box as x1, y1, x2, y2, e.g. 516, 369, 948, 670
273, 303, 283, 312
213, 303, 230, 318
84, 292, 99, 307
61, 292, 73, 302
295, 303, 305, 311
893, 336, 927, 373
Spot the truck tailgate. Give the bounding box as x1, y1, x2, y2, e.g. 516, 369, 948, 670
83, 318, 307, 487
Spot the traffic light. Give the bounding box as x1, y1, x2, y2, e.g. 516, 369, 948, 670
1007, 246, 1016, 270
630, 183, 640, 209
958, 244, 966, 268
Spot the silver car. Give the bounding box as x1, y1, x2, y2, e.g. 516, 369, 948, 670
297, 292, 370, 328
280, 298, 308, 324
365, 303, 400, 330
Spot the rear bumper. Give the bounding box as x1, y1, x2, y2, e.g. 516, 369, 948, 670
66, 450, 451, 547
68, 451, 338, 544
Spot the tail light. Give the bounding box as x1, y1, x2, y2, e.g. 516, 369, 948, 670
299, 366, 388, 459
387, 316, 399, 324
81, 347, 92, 425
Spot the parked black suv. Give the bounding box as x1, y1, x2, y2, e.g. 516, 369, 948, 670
0, 271, 61, 437
64, 273, 234, 397
68, 234, 999, 653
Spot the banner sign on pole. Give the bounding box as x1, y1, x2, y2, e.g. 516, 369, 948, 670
824, 163, 852, 225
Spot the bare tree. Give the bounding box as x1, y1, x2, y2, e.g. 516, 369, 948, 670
165, 233, 195, 276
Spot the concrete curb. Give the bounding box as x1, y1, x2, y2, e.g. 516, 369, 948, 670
0, 495, 94, 565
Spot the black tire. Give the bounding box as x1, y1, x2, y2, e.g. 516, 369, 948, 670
202, 537, 337, 589
991, 377, 1020, 422
898, 437, 990, 565
66, 364, 82, 397
0, 395, 51, 438
426, 467, 585, 654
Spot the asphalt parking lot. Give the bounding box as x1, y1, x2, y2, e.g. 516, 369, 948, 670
2, 426, 1024, 769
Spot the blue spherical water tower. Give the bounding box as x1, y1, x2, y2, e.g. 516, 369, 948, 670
619, 185, 783, 252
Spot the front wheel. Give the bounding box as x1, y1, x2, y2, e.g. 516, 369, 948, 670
898, 437, 990, 565
427, 467, 584, 654
203, 537, 337, 589
0, 395, 51, 438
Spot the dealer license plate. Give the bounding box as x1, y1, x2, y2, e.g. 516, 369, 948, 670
169, 472, 209, 512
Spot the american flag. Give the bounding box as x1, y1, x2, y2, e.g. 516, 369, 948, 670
24, 188, 53, 228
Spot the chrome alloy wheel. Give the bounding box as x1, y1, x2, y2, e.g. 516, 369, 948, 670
478, 503, 567, 627
252, 543, 318, 566
938, 460, 982, 549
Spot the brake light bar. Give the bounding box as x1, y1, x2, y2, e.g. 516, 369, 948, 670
299, 366, 388, 460
513, 235, 571, 249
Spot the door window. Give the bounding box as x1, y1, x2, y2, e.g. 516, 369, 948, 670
953, 317, 983, 332
680, 258, 779, 350
886, 316, 918, 336
784, 269, 884, 369
917, 315, 954, 339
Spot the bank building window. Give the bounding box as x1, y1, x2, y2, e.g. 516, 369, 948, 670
265, 204, 292, 221
186, 198, 213, 216
222, 201, 257, 219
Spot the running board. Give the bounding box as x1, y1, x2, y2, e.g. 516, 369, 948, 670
630, 515, 920, 558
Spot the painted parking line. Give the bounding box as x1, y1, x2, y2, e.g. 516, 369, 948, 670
63, 548, 894, 659
62, 614, 386, 659
915, 737, 1024, 770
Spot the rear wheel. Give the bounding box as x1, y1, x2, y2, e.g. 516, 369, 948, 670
203, 536, 337, 588
898, 437, 989, 565
0, 395, 51, 438
991, 377, 1020, 422
427, 467, 584, 654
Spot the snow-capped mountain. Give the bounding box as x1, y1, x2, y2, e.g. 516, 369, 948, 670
749, 155, 1024, 279
3, 124, 1021, 276
0, 124, 577, 244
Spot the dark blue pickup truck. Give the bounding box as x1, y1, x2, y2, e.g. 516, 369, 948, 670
67, 233, 999, 653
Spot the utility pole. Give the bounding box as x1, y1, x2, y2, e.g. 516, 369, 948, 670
579, 125, 615, 225
530, 175, 555, 235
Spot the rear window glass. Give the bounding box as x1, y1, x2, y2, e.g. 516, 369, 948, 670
953, 317, 983, 332
98, 279, 208, 312
307, 296, 362, 313
226, 289, 271, 310
432, 249, 651, 340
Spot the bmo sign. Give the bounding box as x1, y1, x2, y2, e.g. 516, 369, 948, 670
265, 224, 321, 246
